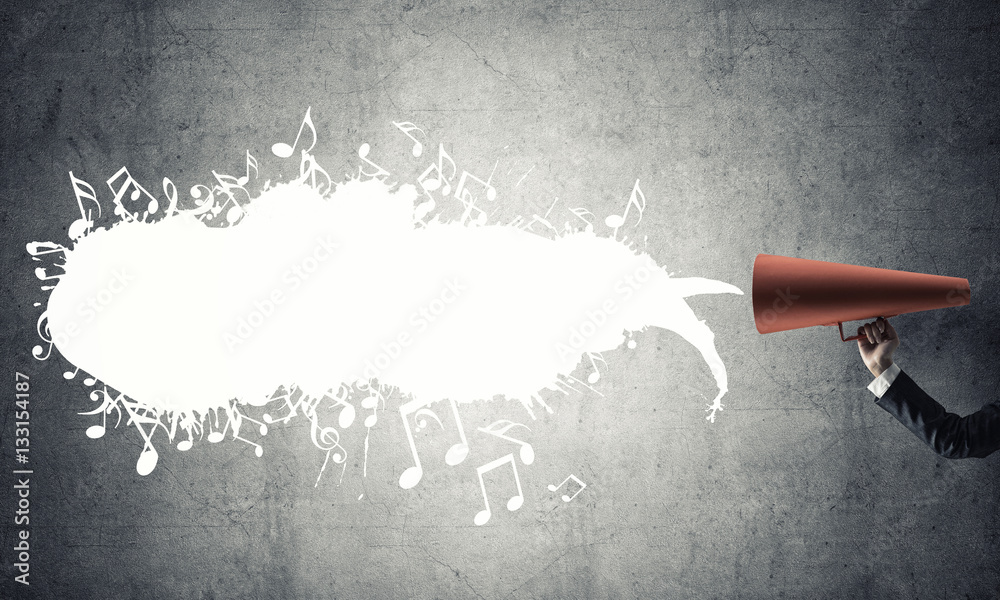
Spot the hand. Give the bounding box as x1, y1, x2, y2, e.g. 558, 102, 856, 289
857, 317, 899, 377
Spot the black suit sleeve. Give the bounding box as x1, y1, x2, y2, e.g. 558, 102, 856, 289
875, 370, 1000, 459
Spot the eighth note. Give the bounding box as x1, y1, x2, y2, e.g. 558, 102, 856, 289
548, 474, 587, 503
393, 121, 425, 157
272, 107, 317, 158
605, 179, 646, 237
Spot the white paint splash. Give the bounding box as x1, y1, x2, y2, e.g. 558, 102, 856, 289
30, 117, 742, 484
46, 177, 740, 412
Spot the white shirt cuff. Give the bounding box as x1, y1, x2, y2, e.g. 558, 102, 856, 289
867, 362, 901, 398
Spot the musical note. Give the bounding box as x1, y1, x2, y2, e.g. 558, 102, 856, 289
161, 177, 180, 219
569, 207, 595, 232
360, 392, 379, 428
209, 170, 250, 224
311, 413, 347, 486
547, 474, 587, 502
413, 406, 444, 431
26, 241, 67, 260
393, 121, 425, 157
272, 107, 316, 158
299, 150, 334, 193
176, 429, 194, 452
106, 166, 158, 223
358, 143, 390, 179
445, 399, 469, 466
473, 454, 524, 526
326, 387, 356, 429
262, 387, 298, 425
232, 410, 268, 437
77, 398, 110, 439
237, 150, 259, 186
80, 389, 123, 442
234, 433, 264, 457
398, 397, 470, 488
398, 400, 434, 487
416, 144, 457, 196
184, 184, 217, 219
68, 171, 101, 240
605, 179, 646, 237
477, 420, 534, 465
586, 352, 606, 384
119, 395, 162, 476
31, 311, 52, 360
454, 170, 497, 226
207, 411, 225, 443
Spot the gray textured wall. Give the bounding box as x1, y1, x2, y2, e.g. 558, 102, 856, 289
3, 0, 999, 598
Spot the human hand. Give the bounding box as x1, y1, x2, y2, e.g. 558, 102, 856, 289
857, 317, 899, 377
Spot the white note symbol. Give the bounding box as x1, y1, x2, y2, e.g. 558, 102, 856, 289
474, 454, 524, 526
272, 107, 317, 158
477, 420, 534, 465
605, 179, 646, 237
68, 171, 101, 240
393, 121, 425, 157
548, 474, 586, 502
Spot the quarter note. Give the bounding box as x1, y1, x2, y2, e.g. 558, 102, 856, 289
473, 453, 524, 526
79, 401, 109, 439
445, 399, 469, 467
361, 393, 380, 428
398, 398, 427, 489
176, 430, 194, 451
272, 107, 316, 158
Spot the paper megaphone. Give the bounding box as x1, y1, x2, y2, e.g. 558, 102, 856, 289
752, 254, 970, 341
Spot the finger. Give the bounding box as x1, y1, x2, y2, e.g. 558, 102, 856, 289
864, 323, 876, 344
882, 317, 897, 340
872, 322, 884, 343
857, 326, 870, 347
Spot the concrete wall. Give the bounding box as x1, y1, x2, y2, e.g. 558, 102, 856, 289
2, 0, 998, 598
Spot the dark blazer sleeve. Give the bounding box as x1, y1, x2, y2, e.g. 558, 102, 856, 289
875, 370, 1000, 459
